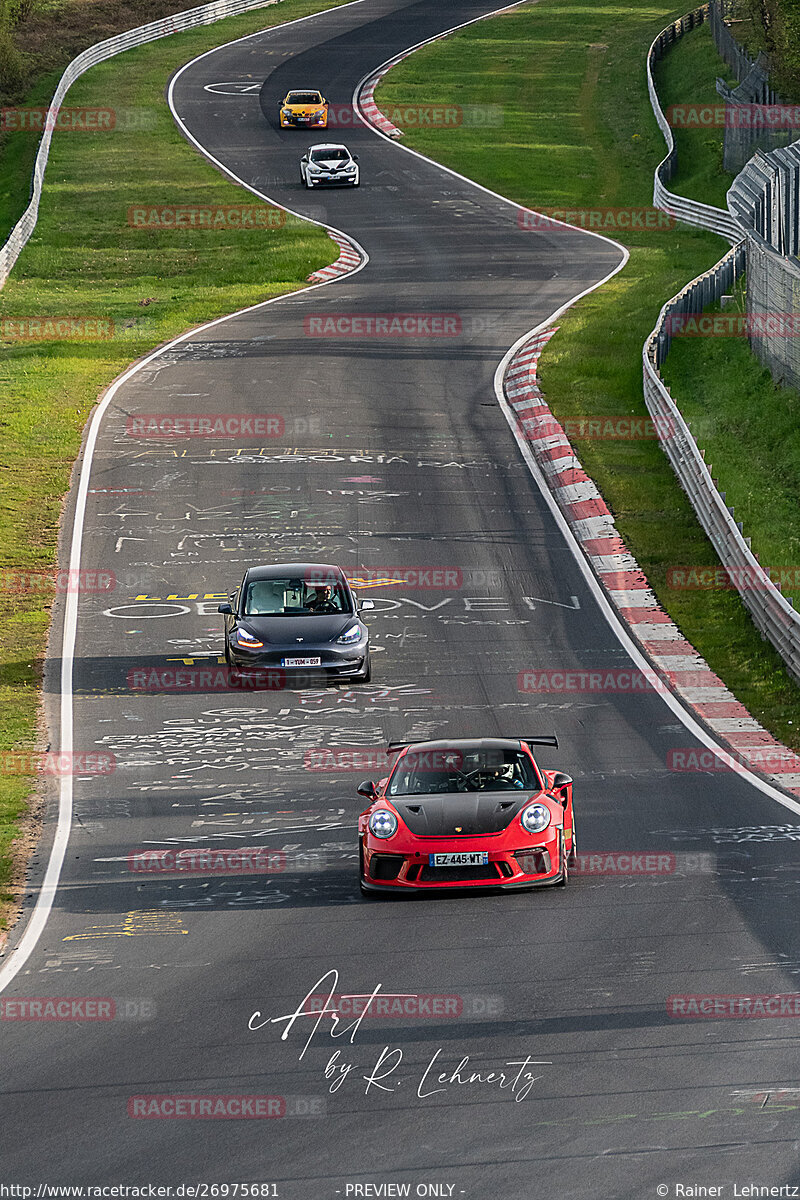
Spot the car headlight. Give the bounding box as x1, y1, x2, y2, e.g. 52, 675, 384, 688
343, 165, 356, 172
520, 803, 551, 834
281, 108, 292, 116
236, 628, 263, 648
337, 624, 362, 645
307, 164, 323, 173
368, 809, 398, 839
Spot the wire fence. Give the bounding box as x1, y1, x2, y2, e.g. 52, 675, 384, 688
709, 1, 795, 171
728, 143, 800, 389
0, 0, 284, 289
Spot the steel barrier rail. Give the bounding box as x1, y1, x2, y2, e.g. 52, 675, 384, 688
647, 4, 745, 243
642, 10, 800, 681
642, 243, 800, 683
0, 0, 283, 289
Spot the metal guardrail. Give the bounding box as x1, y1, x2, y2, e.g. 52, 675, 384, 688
642, 243, 800, 683
644, 10, 800, 682
647, 5, 745, 243
0, 0, 282, 289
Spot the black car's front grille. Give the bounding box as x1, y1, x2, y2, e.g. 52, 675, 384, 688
418, 863, 503, 883
369, 855, 405, 881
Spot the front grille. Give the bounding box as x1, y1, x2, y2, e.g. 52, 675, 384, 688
418, 863, 502, 883
370, 855, 405, 881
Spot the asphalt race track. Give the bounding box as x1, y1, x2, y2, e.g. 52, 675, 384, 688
2, 0, 800, 1195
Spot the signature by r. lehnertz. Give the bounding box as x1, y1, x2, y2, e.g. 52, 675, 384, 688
248, 969, 550, 1102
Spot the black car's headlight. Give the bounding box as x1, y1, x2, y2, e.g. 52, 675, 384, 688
236, 628, 263, 649
368, 809, 398, 839
520, 803, 551, 834
337, 624, 362, 645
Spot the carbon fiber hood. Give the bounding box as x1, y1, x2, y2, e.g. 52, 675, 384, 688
392, 791, 541, 836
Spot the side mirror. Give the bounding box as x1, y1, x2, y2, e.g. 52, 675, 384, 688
301, 154, 308, 162
551, 772, 572, 801
359, 598, 375, 611
353, 154, 360, 161
357, 780, 377, 799
217, 602, 233, 615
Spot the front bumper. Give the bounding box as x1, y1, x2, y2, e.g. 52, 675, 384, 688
228, 639, 368, 678
305, 172, 358, 187
281, 113, 327, 127
361, 829, 564, 891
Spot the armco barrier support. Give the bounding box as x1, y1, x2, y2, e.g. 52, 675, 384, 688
644, 10, 800, 682
0, 0, 283, 289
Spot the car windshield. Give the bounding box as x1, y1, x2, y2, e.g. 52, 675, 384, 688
288, 93, 322, 104
387, 748, 540, 795
310, 148, 349, 162
243, 577, 349, 616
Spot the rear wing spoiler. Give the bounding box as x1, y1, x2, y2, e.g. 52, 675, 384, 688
386, 736, 559, 752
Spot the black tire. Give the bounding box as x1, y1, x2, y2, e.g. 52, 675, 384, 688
556, 831, 569, 887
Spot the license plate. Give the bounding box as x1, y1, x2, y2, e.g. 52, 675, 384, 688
282, 656, 321, 667
429, 852, 489, 867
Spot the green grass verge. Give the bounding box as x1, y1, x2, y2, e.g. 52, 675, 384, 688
0, 0, 354, 923
661, 289, 800, 610
652, 22, 735, 209
375, 3, 800, 746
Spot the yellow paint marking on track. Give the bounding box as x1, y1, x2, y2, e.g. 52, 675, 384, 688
63, 912, 188, 941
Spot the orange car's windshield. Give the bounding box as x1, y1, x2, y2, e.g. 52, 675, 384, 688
286, 93, 322, 105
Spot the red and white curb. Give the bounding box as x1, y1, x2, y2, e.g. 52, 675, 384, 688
358, 65, 405, 138
505, 328, 800, 797
306, 231, 364, 282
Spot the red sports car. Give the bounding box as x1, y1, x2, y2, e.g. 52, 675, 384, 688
357, 737, 575, 894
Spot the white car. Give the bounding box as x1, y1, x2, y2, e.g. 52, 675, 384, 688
300, 143, 360, 188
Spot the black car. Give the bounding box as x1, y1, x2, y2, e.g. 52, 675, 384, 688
218, 563, 374, 683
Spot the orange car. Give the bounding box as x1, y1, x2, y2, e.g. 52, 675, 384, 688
279, 89, 328, 129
